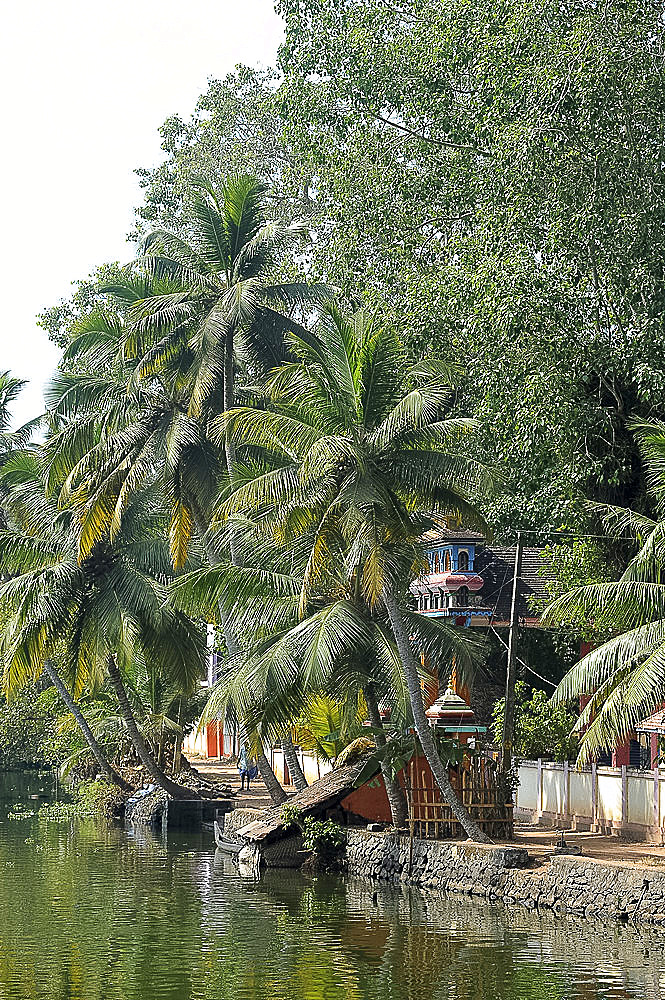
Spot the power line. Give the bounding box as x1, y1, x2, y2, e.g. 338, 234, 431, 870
500, 528, 639, 542
489, 624, 558, 689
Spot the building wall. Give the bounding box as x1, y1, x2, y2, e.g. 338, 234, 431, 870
183, 720, 239, 759
271, 747, 332, 786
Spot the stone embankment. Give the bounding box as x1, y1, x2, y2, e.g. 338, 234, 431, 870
346, 830, 665, 926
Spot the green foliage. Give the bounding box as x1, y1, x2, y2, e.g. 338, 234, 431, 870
275, 0, 665, 531
301, 816, 346, 856
491, 682, 579, 763
0, 685, 80, 771
544, 422, 665, 762
531, 539, 621, 617
280, 803, 302, 829
131, 66, 307, 240
529, 537, 623, 655
295, 695, 365, 764
39, 778, 122, 822
279, 803, 345, 859
37, 262, 126, 348
42, 0, 665, 540
354, 727, 467, 789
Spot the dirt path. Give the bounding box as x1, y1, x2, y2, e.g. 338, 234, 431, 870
186, 755, 294, 811
506, 823, 665, 868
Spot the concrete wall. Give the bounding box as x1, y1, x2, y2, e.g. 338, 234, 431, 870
515, 760, 664, 841
270, 748, 332, 787
346, 830, 665, 926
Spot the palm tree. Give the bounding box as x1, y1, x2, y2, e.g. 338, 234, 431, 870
0, 452, 206, 798
544, 420, 665, 763
211, 304, 493, 839
0, 371, 44, 527
131, 174, 330, 486
41, 178, 329, 801
44, 265, 303, 802
41, 659, 131, 790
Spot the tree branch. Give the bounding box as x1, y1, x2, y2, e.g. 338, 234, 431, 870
370, 112, 493, 157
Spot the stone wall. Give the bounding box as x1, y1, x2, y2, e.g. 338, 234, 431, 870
346, 830, 665, 926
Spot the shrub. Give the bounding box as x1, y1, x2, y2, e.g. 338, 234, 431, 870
39, 778, 124, 822
492, 681, 579, 762
0, 685, 83, 771
280, 804, 346, 865
301, 816, 346, 856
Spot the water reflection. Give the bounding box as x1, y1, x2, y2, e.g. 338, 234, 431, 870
0, 771, 663, 1000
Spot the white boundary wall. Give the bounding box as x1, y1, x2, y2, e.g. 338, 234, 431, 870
515, 759, 665, 841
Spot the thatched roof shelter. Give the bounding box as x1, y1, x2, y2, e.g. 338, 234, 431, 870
236, 756, 377, 844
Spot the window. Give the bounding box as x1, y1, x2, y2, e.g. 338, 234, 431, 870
444, 550, 451, 571
433, 552, 440, 573
458, 550, 469, 571
456, 586, 469, 607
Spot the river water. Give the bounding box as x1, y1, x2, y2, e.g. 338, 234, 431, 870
2, 770, 665, 1000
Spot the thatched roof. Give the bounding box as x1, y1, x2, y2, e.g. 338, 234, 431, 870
236, 756, 377, 843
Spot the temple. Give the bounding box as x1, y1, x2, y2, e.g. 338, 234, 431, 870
410, 529, 548, 629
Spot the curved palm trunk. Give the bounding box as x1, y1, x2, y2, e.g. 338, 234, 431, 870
256, 744, 288, 804
43, 660, 131, 792
281, 733, 308, 792
382, 588, 491, 843
106, 655, 196, 800
364, 684, 408, 828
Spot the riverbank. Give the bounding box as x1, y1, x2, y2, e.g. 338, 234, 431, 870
2, 765, 664, 1000
222, 802, 665, 927
346, 830, 665, 926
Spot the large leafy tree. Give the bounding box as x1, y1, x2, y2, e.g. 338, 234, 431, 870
275, 0, 665, 533
46, 1, 665, 541
214, 303, 492, 839
544, 422, 665, 762
0, 452, 206, 797
131, 67, 309, 241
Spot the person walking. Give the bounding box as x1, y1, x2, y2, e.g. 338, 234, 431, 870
237, 746, 257, 791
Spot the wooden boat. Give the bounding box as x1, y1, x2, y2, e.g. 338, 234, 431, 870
214, 820, 243, 855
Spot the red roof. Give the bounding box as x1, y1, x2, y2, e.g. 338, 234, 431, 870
636, 709, 665, 734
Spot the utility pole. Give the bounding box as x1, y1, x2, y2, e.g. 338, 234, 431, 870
501, 531, 523, 790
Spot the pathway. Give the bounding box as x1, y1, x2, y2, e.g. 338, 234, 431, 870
187, 755, 294, 811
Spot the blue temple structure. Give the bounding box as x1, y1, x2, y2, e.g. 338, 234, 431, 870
410, 530, 548, 629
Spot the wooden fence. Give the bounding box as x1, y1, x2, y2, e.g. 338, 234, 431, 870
405, 754, 513, 840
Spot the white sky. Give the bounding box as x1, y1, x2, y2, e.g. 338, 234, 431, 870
0, 0, 284, 428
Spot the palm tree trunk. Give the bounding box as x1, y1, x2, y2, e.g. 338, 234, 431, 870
106, 655, 196, 800
223, 328, 238, 482
282, 733, 308, 792
364, 684, 408, 828
382, 587, 491, 843
43, 660, 131, 792
255, 742, 288, 804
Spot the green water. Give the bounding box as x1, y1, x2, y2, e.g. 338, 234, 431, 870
0, 771, 664, 1000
